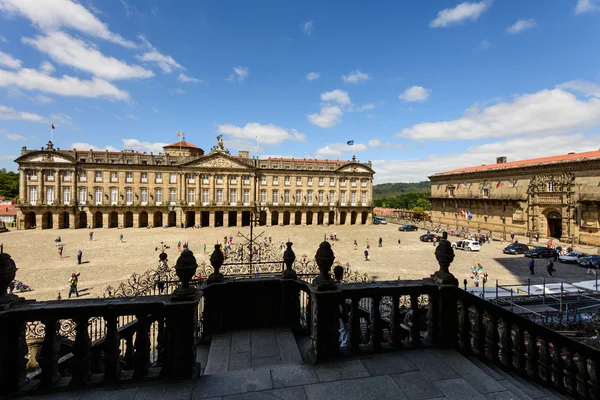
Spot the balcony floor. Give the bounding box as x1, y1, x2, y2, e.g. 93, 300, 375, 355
22, 330, 568, 400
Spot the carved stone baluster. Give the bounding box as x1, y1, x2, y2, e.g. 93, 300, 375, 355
426, 291, 438, 345
389, 296, 402, 348
576, 356, 589, 399
564, 348, 578, 395
471, 306, 484, 358
499, 319, 513, 369
458, 300, 471, 353
551, 341, 565, 393
370, 295, 382, 352
485, 314, 499, 363
306, 294, 312, 330
103, 315, 120, 383
409, 293, 421, 347
525, 332, 539, 379
123, 333, 135, 370
349, 297, 361, 353
587, 357, 598, 400
512, 326, 526, 375
70, 316, 91, 387
133, 314, 150, 378
538, 338, 551, 384
37, 319, 60, 388
155, 315, 165, 367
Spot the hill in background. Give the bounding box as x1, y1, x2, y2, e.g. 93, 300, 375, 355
373, 181, 430, 198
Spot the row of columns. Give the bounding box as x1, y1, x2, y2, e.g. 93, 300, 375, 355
21, 167, 77, 206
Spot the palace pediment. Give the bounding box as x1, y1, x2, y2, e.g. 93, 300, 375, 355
15, 151, 75, 164
182, 154, 252, 170
337, 163, 374, 174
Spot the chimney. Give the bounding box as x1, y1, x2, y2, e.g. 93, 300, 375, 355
496, 156, 507, 164
239, 151, 249, 158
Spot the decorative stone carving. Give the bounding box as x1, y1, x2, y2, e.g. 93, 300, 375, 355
209, 135, 230, 155
528, 172, 575, 194
193, 156, 244, 169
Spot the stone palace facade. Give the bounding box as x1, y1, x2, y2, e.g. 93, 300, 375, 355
429, 151, 600, 245
14, 137, 374, 230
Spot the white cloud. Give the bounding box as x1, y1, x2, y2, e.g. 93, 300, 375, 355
71, 142, 120, 152
302, 20, 314, 35
368, 139, 402, 149
135, 35, 183, 74
307, 105, 343, 128
320, 89, 351, 105
171, 88, 185, 94
398, 82, 600, 141
315, 142, 367, 157
352, 103, 375, 112
373, 134, 600, 183
557, 80, 600, 97
398, 86, 431, 102
0, 50, 22, 69
33, 94, 54, 104
217, 122, 306, 145
507, 19, 536, 34
575, 0, 599, 14
50, 113, 78, 130
430, 1, 492, 28
342, 70, 370, 84
0, 65, 130, 101
226, 66, 249, 82
151, 106, 158, 112
0, 35, 7, 43
6, 133, 27, 141
306, 72, 320, 81
39, 61, 54, 74
478, 40, 492, 50
124, 114, 136, 120
121, 138, 168, 153
0, 0, 137, 48
22, 31, 153, 80
177, 73, 200, 83
0, 105, 45, 122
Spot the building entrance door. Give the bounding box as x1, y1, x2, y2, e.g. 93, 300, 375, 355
546, 212, 562, 239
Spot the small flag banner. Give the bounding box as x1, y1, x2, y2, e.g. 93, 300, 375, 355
457, 182, 463, 189
437, 184, 443, 190
469, 182, 473, 188
177, 131, 182, 137
496, 180, 505, 188
467, 211, 473, 220
347, 140, 354, 146
51, 124, 55, 129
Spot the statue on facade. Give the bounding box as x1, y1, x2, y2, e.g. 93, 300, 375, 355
217, 135, 224, 150
209, 135, 230, 155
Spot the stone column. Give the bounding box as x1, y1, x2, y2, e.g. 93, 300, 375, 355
223, 211, 229, 227
163, 212, 169, 227
37, 169, 44, 204
52, 213, 60, 229
301, 212, 306, 225
55, 168, 61, 206
102, 213, 109, 228
35, 213, 43, 229
267, 210, 273, 226
209, 211, 215, 228
366, 212, 373, 224
19, 168, 26, 203
236, 212, 242, 226
133, 212, 139, 228
69, 212, 77, 229
118, 212, 124, 228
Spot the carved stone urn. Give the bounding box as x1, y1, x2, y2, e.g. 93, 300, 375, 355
208, 244, 225, 284
314, 241, 335, 290
433, 232, 458, 286
282, 242, 297, 279
0, 252, 18, 308
172, 248, 198, 299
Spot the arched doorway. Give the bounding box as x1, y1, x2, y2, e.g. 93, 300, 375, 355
59, 212, 70, 229
25, 211, 36, 229
271, 211, 279, 226
139, 211, 148, 228
547, 211, 562, 239
351, 211, 357, 225
328, 211, 335, 225
77, 211, 87, 229
317, 211, 324, 225
306, 211, 313, 225
340, 211, 347, 225
294, 211, 302, 225
361, 211, 368, 225
42, 212, 53, 229
154, 211, 163, 227
94, 211, 103, 228
283, 211, 290, 225
168, 211, 176, 227
109, 211, 118, 228
259, 211, 267, 226
124, 211, 133, 228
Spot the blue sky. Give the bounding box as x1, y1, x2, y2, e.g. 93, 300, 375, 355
1, 0, 600, 183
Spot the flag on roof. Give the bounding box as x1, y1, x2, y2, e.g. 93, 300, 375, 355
51, 124, 55, 129
347, 140, 354, 146
437, 184, 443, 190
457, 182, 463, 189
497, 180, 505, 188
177, 131, 182, 137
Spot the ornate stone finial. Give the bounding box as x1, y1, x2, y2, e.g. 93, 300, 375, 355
207, 244, 225, 284
209, 135, 230, 155
46, 141, 54, 150
314, 241, 336, 290
282, 242, 297, 279
433, 232, 458, 286
172, 249, 198, 299
0, 253, 19, 309
352, 154, 356, 162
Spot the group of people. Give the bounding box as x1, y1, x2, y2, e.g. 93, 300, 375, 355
528, 257, 557, 277
470, 263, 489, 287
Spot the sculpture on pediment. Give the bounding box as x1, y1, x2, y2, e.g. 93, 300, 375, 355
209, 135, 230, 155
41, 153, 54, 163
527, 172, 574, 194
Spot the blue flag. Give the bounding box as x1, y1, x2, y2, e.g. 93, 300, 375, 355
347, 140, 354, 146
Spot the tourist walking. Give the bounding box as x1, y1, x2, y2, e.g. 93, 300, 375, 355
77, 249, 83, 264
546, 259, 555, 277
397, 239, 401, 248
68, 272, 80, 298
535, 232, 540, 242
529, 258, 535, 275
378, 237, 383, 247
587, 259, 596, 275
119, 233, 124, 243
510, 232, 515, 242
177, 241, 182, 252
353, 240, 357, 250
58, 246, 63, 258
55, 236, 61, 246
433, 236, 437, 247
364, 249, 370, 261
203, 243, 207, 253
89, 231, 93, 241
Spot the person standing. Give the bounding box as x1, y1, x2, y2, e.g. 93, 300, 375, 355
58, 246, 63, 258
433, 236, 437, 247
546, 259, 555, 277
378, 237, 383, 247
203, 243, 207, 254
119, 233, 124, 243
89, 231, 93, 241
77, 249, 83, 264
177, 241, 182, 252
587, 259, 596, 275
364, 249, 370, 261
353, 240, 357, 250
529, 257, 535, 275
535, 232, 540, 242
397, 239, 401, 248
510, 232, 515, 242
68, 272, 80, 298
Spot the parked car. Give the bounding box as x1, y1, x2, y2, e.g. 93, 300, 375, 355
524, 247, 555, 259
558, 252, 588, 264
452, 240, 481, 252
577, 255, 600, 268
503, 243, 530, 255
373, 217, 388, 225
398, 224, 419, 232
420, 233, 442, 242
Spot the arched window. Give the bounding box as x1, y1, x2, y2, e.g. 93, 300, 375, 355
547, 181, 554, 192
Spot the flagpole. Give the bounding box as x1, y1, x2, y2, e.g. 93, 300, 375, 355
179, 130, 182, 153
50, 125, 52, 143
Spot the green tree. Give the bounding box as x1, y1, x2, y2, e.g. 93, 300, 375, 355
0, 171, 19, 199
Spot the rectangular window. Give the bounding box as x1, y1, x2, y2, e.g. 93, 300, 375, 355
260, 175, 267, 185
216, 189, 223, 203
351, 191, 356, 205
202, 174, 209, 184
340, 191, 346, 204
78, 188, 86, 204
62, 171, 71, 181
202, 189, 209, 204
449, 188, 455, 197
284, 176, 290, 186
273, 176, 279, 185
47, 170, 54, 181
29, 186, 37, 205
362, 191, 367, 205
45, 187, 54, 204
482, 188, 489, 198
318, 190, 324, 205
272, 189, 279, 205
307, 190, 313, 205
95, 171, 102, 182
125, 172, 133, 183
141, 188, 148, 204
284, 190, 290, 204
260, 189, 267, 204
110, 188, 118, 205
230, 175, 237, 184
361, 179, 367, 187
308, 177, 313, 186
169, 189, 177, 204
243, 175, 250, 185
340, 178, 346, 186
155, 189, 163, 204
229, 189, 237, 204
319, 177, 324, 186
188, 189, 195, 204
188, 174, 195, 184
330, 178, 335, 186
27, 170, 37, 181
296, 176, 302, 186
62, 187, 71, 204
155, 172, 162, 183
351, 178, 357, 187
216, 175, 223, 184
170, 173, 177, 184
95, 188, 102, 205
141, 172, 148, 182
110, 171, 118, 182
126, 188, 133, 205
243, 189, 250, 204
296, 190, 302, 204
329, 190, 335, 205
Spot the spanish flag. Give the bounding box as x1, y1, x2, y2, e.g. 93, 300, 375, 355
177, 131, 182, 137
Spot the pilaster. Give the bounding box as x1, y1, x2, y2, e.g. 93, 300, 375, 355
236, 211, 242, 226
301, 212, 306, 225
209, 211, 215, 228
223, 211, 229, 227
102, 213, 109, 228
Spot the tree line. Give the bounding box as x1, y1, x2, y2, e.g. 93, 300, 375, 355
0, 170, 18, 200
